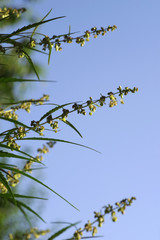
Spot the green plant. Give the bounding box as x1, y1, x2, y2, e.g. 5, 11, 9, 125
0, 6, 137, 240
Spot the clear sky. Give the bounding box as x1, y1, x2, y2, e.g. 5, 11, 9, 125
9, 0, 160, 239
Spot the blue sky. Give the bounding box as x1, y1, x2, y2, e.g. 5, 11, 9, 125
8, 0, 160, 239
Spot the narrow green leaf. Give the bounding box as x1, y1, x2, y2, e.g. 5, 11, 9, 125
24, 46, 49, 55
48, 222, 80, 240
2, 38, 20, 45
81, 236, 103, 239
0, 171, 15, 201
0, 77, 55, 83
1, 166, 79, 211
19, 137, 101, 153
48, 39, 52, 64
0, 150, 37, 163
60, 119, 82, 138
22, 50, 40, 80
39, 102, 73, 122
15, 194, 48, 200
0, 116, 31, 128
0, 117, 38, 134
51, 221, 81, 225
64, 236, 103, 240
0, 127, 17, 136
0, 143, 41, 164
31, 9, 53, 38
51, 31, 79, 39
16, 199, 45, 222
24, 167, 47, 171
0, 193, 48, 200
69, 24, 71, 35
0, 163, 16, 167
6, 16, 65, 38
37, 103, 59, 106
17, 204, 32, 227
0, 98, 49, 106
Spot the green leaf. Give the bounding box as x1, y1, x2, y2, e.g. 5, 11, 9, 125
24, 46, 49, 55
0, 116, 31, 128
17, 204, 32, 227
48, 222, 80, 240
63, 236, 103, 240
19, 137, 101, 153
0, 117, 37, 134
24, 167, 47, 171
0, 98, 50, 106
22, 50, 40, 80
0, 150, 41, 164
60, 119, 82, 138
6, 16, 65, 38
0, 143, 41, 164
51, 31, 79, 39
51, 221, 81, 225
15, 199, 46, 222
0, 171, 15, 201
31, 9, 53, 38
0, 77, 55, 83
1, 166, 79, 211
48, 39, 53, 64
0, 163, 16, 167
0, 193, 48, 200
8, 197, 43, 226
39, 102, 73, 122
69, 24, 71, 35
0, 127, 18, 136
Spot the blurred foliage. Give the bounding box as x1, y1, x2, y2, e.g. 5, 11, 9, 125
0, 0, 43, 104
0, 1, 43, 238
0, 4, 43, 103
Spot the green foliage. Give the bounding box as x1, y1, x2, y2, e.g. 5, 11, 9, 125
0, 5, 137, 240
